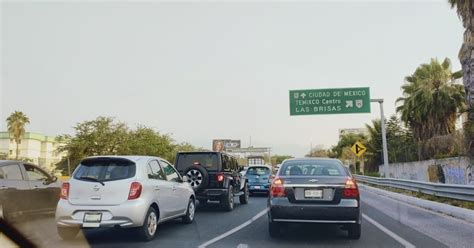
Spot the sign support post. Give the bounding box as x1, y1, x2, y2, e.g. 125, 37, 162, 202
371, 99, 389, 178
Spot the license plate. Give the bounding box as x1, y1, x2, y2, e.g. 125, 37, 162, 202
83, 213, 102, 227
304, 189, 323, 198
254, 186, 261, 189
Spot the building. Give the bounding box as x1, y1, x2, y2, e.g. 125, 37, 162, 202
226, 147, 272, 166
338, 128, 369, 138
0, 132, 65, 172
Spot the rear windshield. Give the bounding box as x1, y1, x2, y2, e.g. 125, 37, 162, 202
176, 153, 219, 171
246, 167, 271, 176
279, 160, 347, 177
74, 158, 136, 182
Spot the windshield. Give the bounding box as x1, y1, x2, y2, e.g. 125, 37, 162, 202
3, 1, 474, 248
73, 159, 136, 182
176, 153, 219, 171
279, 160, 347, 177
246, 167, 271, 176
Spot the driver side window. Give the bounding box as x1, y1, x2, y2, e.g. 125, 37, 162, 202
24, 164, 49, 181
160, 160, 181, 182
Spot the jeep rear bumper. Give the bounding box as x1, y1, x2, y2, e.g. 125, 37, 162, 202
196, 188, 229, 201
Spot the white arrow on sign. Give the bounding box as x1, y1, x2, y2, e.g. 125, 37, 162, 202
301, 93, 306, 99
346, 100, 354, 108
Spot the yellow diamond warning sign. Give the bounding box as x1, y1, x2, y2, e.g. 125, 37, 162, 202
351, 141, 367, 157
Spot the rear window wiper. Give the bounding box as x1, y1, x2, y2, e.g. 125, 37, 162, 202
79, 176, 105, 186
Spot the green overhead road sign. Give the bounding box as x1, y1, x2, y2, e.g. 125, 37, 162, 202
289, 87, 371, 115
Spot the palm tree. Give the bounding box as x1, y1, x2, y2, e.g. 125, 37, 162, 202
449, 0, 473, 156
396, 58, 466, 143
6, 111, 30, 160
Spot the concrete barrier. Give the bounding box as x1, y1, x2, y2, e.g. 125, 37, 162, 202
380, 157, 473, 185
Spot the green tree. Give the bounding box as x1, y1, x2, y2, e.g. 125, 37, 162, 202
396, 58, 466, 145
56, 116, 194, 174
449, 0, 474, 157
271, 155, 293, 165
365, 116, 418, 168
6, 111, 30, 159
330, 133, 367, 159
305, 148, 330, 158
122, 126, 175, 161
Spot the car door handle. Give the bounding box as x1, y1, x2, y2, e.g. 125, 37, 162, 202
172, 186, 177, 191
153, 186, 160, 191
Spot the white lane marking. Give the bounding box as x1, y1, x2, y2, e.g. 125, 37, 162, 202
198, 209, 268, 248
236, 244, 249, 248
363, 214, 416, 248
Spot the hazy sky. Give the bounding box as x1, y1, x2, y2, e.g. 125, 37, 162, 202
0, 1, 464, 157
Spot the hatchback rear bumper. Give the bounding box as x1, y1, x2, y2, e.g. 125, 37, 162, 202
55, 199, 149, 228
268, 198, 361, 224
248, 183, 270, 193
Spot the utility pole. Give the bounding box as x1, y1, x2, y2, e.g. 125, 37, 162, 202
67, 156, 71, 176
371, 99, 389, 177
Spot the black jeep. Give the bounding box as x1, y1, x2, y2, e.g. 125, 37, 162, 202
175, 152, 249, 211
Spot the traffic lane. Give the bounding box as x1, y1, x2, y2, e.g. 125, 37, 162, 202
207, 213, 403, 248
207, 197, 445, 248
360, 185, 474, 248
12, 195, 268, 248
7, 215, 89, 248
359, 201, 446, 248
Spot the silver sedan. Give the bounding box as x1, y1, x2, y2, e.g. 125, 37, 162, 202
55, 155, 195, 241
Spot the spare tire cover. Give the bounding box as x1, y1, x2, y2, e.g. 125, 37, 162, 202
183, 166, 209, 193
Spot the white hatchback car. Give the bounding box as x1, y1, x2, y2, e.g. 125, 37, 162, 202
56, 156, 195, 241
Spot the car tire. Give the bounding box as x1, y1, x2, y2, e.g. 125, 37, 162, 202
182, 198, 196, 224
239, 183, 249, 204
183, 166, 209, 193
268, 220, 280, 238
136, 207, 159, 242
348, 223, 361, 240
220, 185, 234, 211
57, 227, 79, 240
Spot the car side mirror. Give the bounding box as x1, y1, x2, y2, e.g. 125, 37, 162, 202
182, 176, 189, 183
42, 176, 58, 185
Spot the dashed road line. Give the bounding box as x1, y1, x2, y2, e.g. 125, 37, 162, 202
198, 208, 268, 248
363, 214, 416, 248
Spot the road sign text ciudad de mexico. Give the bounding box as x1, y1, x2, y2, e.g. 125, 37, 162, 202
289, 87, 371, 116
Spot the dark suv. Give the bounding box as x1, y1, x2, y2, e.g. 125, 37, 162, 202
175, 152, 249, 211
0, 160, 61, 222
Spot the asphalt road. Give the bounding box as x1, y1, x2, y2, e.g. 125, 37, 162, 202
6, 186, 474, 248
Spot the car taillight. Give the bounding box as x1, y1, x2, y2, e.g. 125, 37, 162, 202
270, 177, 286, 197
128, 182, 142, 200
60, 182, 69, 200
342, 178, 359, 198
217, 173, 225, 183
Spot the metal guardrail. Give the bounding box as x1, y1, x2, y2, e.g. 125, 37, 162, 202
353, 175, 474, 202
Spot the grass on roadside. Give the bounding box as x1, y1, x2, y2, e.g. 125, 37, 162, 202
362, 183, 474, 211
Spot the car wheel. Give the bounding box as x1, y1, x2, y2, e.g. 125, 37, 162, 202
182, 198, 196, 224
221, 185, 234, 211
239, 183, 249, 204
348, 223, 361, 239
184, 166, 209, 193
136, 207, 159, 241
57, 227, 79, 240
268, 220, 281, 238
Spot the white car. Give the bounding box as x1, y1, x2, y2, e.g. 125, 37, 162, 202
55, 156, 195, 241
